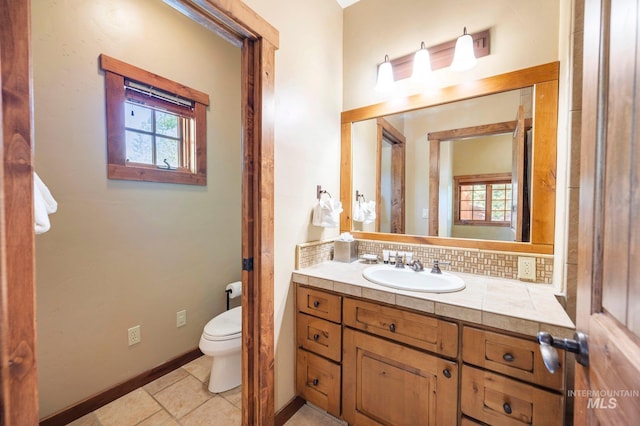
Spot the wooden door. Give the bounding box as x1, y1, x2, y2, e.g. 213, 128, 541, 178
376, 118, 406, 234
342, 328, 458, 425
0, 0, 39, 423
511, 105, 525, 241
576, 0, 640, 423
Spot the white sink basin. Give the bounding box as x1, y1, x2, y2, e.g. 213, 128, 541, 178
362, 265, 465, 293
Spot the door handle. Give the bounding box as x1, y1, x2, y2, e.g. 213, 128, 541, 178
538, 331, 589, 373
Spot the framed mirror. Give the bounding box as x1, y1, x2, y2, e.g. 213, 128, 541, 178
341, 62, 559, 254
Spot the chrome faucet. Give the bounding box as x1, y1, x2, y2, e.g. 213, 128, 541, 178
430, 260, 450, 274
407, 259, 424, 272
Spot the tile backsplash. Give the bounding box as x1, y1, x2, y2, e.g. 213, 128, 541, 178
296, 239, 553, 284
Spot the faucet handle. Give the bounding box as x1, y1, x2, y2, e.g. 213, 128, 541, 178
408, 259, 424, 271
431, 259, 450, 274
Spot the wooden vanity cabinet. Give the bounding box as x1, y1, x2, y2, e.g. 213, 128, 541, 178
341, 297, 459, 425
294, 283, 569, 425
295, 286, 343, 417
461, 326, 566, 425
342, 328, 458, 425
343, 298, 458, 357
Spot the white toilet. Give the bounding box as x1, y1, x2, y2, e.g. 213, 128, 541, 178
199, 305, 242, 393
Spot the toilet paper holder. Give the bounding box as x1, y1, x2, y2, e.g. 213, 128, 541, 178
224, 281, 242, 310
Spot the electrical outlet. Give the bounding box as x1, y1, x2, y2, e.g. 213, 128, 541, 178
176, 310, 187, 327
518, 256, 536, 280
128, 325, 141, 346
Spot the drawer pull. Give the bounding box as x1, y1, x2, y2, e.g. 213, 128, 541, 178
442, 369, 452, 379
503, 402, 512, 414
313, 333, 320, 341
389, 323, 396, 332
312, 378, 319, 386
503, 353, 515, 362
313, 300, 320, 308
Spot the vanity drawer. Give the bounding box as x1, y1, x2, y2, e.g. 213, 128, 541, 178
461, 365, 563, 425
296, 312, 342, 362
462, 327, 565, 390
297, 286, 341, 323
296, 348, 341, 417
343, 297, 458, 358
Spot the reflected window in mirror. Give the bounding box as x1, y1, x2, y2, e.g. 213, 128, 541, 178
455, 175, 512, 225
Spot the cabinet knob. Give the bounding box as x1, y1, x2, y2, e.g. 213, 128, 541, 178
313, 300, 320, 308
312, 378, 319, 386
313, 333, 320, 341
503, 353, 515, 362
503, 402, 512, 414
442, 369, 452, 379
389, 323, 396, 332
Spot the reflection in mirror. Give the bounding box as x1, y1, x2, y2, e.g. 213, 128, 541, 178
352, 88, 533, 242
342, 62, 559, 254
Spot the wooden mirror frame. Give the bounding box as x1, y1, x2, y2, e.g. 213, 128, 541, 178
341, 61, 559, 254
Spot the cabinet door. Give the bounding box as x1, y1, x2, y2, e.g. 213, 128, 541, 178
297, 286, 342, 322
343, 297, 458, 358
461, 365, 564, 425
463, 327, 565, 390
296, 312, 342, 362
296, 348, 341, 417
342, 328, 457, 425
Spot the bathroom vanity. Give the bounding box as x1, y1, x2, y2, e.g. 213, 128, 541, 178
293, 261, 573, 425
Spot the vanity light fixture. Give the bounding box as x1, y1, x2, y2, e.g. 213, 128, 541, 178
450, 27, 478, 71
374, 28, 488, 91
411, 41, 432, 85
375, 54, 395, 92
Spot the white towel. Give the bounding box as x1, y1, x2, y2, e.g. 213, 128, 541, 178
34, 172, 58, 235
312, 197, 343, 228
353, 200, 376, 224
362, 200, 376, 225
353, 202, 365, 223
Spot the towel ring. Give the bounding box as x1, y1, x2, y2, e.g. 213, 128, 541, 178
316, 185, 332, 199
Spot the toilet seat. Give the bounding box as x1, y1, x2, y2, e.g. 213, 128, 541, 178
202, 306, 242, 341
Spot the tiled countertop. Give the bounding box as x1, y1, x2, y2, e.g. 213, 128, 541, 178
293, 260, 575, 339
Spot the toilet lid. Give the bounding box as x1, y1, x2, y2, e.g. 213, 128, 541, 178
203, 306, 242, 339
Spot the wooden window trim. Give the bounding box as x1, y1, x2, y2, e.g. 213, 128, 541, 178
100, 54, 210, 185
454, 173, 512, 227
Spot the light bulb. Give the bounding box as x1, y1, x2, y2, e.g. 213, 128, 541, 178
451, 27, 478, 71
375, 55, 395, 92
412, 42, 432, 86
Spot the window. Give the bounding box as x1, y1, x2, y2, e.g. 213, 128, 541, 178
100, 54, 209, 185
454, 173, 512, 226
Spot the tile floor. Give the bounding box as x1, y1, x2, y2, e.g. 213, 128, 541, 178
66, 355, 344, 426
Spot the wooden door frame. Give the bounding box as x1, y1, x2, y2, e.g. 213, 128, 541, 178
375, 118, 405, 233
0, 1, 278, 424
427, 120, 520, 236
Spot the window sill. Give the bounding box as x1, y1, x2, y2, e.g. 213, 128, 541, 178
108, 164, 206, 186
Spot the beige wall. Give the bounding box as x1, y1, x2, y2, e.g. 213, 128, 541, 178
33, 0, 242, 417
343, 0, 561, 110
351, 119, 378, 232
